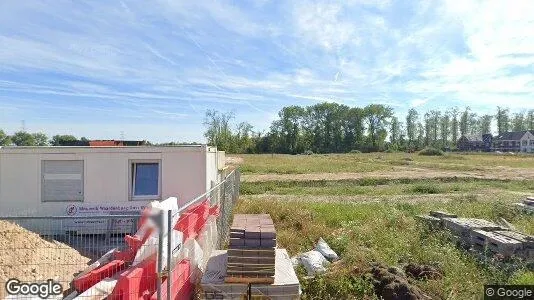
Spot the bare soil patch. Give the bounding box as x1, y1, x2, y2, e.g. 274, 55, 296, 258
226, 156, 244, 166
242, 166, 534, 182
0, 221, 90, 298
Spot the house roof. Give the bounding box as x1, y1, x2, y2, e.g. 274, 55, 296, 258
494, 130, 534, 141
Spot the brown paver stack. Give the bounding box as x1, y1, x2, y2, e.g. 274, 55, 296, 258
225, 214, 276, 283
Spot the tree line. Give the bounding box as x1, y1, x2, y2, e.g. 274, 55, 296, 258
204, 104, 534, 154
0, 131, 90, 146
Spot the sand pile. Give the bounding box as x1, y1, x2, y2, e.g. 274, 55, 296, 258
0, 220, 90, 298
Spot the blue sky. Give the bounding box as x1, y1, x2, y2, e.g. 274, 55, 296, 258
1, 0, 533, 142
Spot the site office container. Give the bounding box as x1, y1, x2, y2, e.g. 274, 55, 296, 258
0, 145, 226, 233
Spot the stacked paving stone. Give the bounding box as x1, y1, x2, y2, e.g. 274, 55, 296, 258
418, 211, 534, 260
225, 214, 277, 283
515, 196, 534, 213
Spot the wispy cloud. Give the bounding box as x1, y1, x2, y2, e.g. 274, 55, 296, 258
0, 0, 533, 141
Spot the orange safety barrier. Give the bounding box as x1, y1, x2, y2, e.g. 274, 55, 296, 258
150, 259, 192, 300
109, 255, 157, 300
73, 260, 126, 293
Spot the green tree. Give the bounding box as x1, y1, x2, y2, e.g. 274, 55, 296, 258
496, 107, 510, 135
439, 113, 450, 148
0, 130, 11, 146
406, 108, 419, 150
364, 104, 393, 151
32, 133, 49, 146
389, 116, 401, 147
449, 107, 459, 147
479, 115, 493, 135
527, 110, 534, 130
460, 107, 470, 136
11, 131, 36, 146
203, 110, 235, 152
512, 112, 526, 131
50, 134, 78, 146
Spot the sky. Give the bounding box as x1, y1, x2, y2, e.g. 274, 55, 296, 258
0, 0, 533, 142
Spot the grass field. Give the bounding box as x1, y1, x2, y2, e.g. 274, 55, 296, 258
231, 153, 534, 299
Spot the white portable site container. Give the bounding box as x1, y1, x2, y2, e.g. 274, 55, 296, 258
0, 145, 226, 233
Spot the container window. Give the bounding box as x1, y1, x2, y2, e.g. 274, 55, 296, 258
131, 162, 160, 199
42, 160, 84, 202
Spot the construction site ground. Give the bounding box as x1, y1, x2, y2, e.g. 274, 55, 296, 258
231, 153, 534, 299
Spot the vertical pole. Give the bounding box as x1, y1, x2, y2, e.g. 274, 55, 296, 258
156, 210, 164, 300
166, 210, 172, 300
221, 178, 227, 249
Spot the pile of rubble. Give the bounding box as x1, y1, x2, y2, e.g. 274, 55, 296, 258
418, 211, 534, 260
515, 196, 534, 214
0, 220, 90, 299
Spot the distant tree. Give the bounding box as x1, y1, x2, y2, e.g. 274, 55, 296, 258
32, 133, 49, 146
512, 111, 526, 131
416, 122, 425, 150
439, 113, 450, 148
50, 134, 78, 146
460, 107, 470, 136
389, 116, 401, 147
406, 108, 419, 149
11, 131, 36, 146
527, 110, 534, 130
479, 115, 493, 134
204, 110, 235, 152
449, 107, 459, 147
0, 130, 11, 146
364, 104, 393, 151
496, 107, 510, 134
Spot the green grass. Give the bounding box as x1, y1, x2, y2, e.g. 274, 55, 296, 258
234, 197, 534, 299
235, 152, 534, 174
232, 152, 534, 298
240, 177, 534, 196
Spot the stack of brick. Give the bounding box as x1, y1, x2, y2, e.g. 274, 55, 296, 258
225, 214, 277, 283
515, 196, 534, 213
418, 211, 534, 260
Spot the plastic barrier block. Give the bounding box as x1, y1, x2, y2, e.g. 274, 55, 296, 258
74, 260, 126, 293
175, 212, 199, 240
109, 256, 157, 300
150, 260, 192, 300
209, 204, 220, 217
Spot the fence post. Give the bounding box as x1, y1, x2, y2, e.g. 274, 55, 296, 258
219, 176, 227, 249
167, 209, 172, 300
156, 210, 164, 300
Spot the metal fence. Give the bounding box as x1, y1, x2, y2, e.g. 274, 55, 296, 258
0, 169, 240, 300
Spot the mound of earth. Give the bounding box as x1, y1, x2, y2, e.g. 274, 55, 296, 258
404, 263, 443, 281
363, 263, 428, 300
0, 220, 90, 298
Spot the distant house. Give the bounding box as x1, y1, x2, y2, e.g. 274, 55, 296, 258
457, 134, 492, 152
493, 131, 534, 153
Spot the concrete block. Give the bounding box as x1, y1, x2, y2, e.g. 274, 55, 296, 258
470, 230, 524, 256
430, 211, 458, 219
443, 218, 503, 238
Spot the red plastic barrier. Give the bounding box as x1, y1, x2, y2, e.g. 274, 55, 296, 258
109, 255, 157, 300
73, 260, 126, 293
150, 260, 192, 300
115, 226, 155, 262
209, 204, 220, 217
174, 212, 199, 240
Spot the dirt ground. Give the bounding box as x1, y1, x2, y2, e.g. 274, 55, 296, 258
242, 166, 534, 182
0, 221, 90, 298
